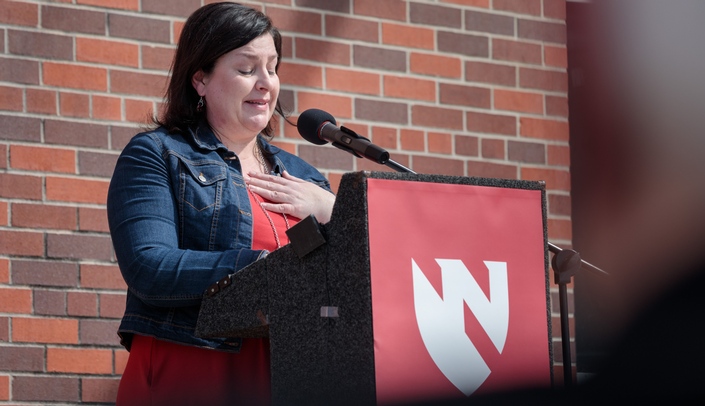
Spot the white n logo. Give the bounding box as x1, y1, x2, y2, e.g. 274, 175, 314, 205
412, 258, 509, 396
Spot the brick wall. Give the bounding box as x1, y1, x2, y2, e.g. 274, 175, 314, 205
0, 0, 571, 403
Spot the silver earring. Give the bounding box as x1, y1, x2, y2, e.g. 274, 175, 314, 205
196, 96, 205, 112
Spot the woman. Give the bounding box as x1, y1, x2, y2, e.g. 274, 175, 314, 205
107, 3, 335, 404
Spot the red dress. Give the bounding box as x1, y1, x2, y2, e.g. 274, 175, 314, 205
116, 191, 298, 406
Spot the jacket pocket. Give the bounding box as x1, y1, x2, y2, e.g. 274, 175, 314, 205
176, 157, 228, 250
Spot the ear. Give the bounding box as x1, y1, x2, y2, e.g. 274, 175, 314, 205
191, 70, 207, 96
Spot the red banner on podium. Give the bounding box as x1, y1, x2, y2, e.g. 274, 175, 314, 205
367, 178, 550, 404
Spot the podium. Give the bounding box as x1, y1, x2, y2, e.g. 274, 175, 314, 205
195, 171, 552, 405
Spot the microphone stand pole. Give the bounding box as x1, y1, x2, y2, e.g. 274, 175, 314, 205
380, 156, 609, 389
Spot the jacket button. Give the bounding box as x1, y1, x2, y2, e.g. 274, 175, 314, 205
198, 173, 206, 182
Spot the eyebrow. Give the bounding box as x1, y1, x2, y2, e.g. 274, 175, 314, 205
236, 52, 278, 62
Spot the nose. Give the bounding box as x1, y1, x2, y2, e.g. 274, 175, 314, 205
256, 70, 275, 91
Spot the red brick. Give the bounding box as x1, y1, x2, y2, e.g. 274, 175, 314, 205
279, 62, 323, 88
466, 111, 517, 136
455, 134, 479, 157
544, 0, 567, 20
467, 160, 518, 179
44, 119, 110, 149
326, 68, 380, 96
481, 138, 505, 160
438, 31, 488, 57
442, 0, 489, 6
382, 23, 434, 50
439, 83, 490, 108
494, 89, 544, 114
0, 1, 38, 26
79, 319, 122, 346
0, 58, 40, 85
411, 2, 462, 28
92, 94, 122, 121
548, 144, 571, 167
26, 88, 57, 115
546, 95, 569, 118
0, 346, 44, 372
8, 30, 73, 60
46, 233, 114, 262
354, 0, 406, 21
42, 5, 105, 35
494, 0, 541, 15
295, 38, 350, 66
10, 145, 76, 173
81, 377, 121, 403
520, 67, 569, 92
545, 45, 568, 68
80, 264, 126, 290
465, 10, 514, 35
141, 44, 175, 71
0, 173, 43, 200
12, 317, 79, 344
0, 317, 8, 342
78, 207, 109, 233
354, 45, 406, 72
325, 15, 379, 43
465, 61, 515, 86
518, 19, 566, 44
549, 193, 572, 217
125, 99, 154, 124
0, 230, 43, 257
43, 62, 107, 91
13, 375, 79, 403
413, 155, 465, 176
297, 92, 352, 120
110, 70, 167, 97
0, 145, 5, 170
0, 287, 32, 313
0, 201, 6, 227
412, 105, 463, 130
12, 260, 79, 287
428, 132, 452, 154
77, 0, 139, 11
115, 349, 129, 374
410, 52, 462, 79
46, 176, 109, 205
521, 167, 571, 191
34, 289, 67, 316
67, 291, 98, 317
266, 8, 321, 35
370, 126, 398, 150
47, 347, 113, 374
11, 202, 77, 230
0, 375, 7, 400
77, 37, 139, 67
99, 293, 126, 319
400, 129, 425, 152
109, 13, 170, 44
548, 218, 573, 240
508, 140, 545, 164
0, 85, 22, 112
520, 117, 569, 141
0, 259, 8, 283
493, 38, 542, 65
384, 76, 436, 102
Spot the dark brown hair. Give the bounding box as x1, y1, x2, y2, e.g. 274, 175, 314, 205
156, 2, 284, 136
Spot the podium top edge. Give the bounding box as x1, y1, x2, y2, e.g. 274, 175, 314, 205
342, 171, 546, 191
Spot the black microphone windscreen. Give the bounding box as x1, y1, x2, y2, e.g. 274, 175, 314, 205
297, 109, 336, 145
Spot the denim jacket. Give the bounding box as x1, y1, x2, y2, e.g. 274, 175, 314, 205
107, 123, 331, 352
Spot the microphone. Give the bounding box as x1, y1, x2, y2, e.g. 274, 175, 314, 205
297, 109, 390, 164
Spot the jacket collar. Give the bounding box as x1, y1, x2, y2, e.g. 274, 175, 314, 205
188, 121, 284, 174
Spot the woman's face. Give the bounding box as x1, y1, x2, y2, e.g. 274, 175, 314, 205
193, 33, 280, 139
